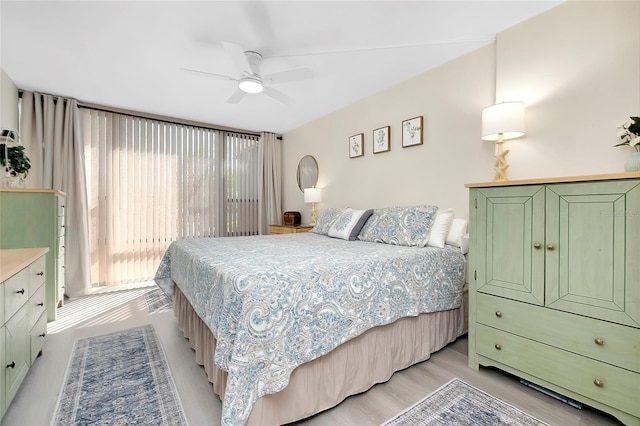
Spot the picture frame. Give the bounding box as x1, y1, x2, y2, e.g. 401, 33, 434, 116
402, 116, 423, 148
349, 133, 364, 158
372, 126, 390, 154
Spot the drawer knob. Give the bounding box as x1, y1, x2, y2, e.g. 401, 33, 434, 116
495, 311, 502, 318
593, 379, 604, 387
533, 243, 541, 249
594, 338, 605, 346
546, 244, 555, 250
494, 344, 501, 350
16, 288, 25, 295
36, 271, 44, 276
37, 302, 44, 307
6, 361, 15, 369
39, 333, 46, 338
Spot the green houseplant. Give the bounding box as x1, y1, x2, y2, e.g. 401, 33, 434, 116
615, 117, 640, 172
1, 144, 31, 185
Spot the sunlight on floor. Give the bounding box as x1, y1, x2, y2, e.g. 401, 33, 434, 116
47, 286, 155, 334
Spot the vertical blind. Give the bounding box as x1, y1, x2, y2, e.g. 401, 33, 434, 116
82, 109, 260, 287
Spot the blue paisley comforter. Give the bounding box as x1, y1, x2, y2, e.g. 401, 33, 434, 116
155, 232, 465, 426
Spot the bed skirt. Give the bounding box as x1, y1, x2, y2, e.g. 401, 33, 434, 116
173, 285, 468, 425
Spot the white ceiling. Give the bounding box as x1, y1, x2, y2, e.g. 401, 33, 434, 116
0, 1, 561, 134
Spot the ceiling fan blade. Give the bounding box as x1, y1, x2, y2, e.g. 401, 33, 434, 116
265, 67, 314, 84
227, 89, 246, 104
263, 87, 290, 104
180, 68, 237, 81
221, 41, 253, 74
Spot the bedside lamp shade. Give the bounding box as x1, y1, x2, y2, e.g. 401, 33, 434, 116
304, 187, 322, 203
482, 102, 525, 142
481, 102, 526, 181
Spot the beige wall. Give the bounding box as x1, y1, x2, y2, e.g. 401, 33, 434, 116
0, 67, 19, 132
282, 1, 640, 223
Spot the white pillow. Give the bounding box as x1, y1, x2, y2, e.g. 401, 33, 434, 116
427, 208, 454, 248
328, 208, 374, 241
446, 218, 468, 248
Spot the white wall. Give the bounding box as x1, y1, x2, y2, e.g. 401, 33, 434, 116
282, 1, 640, 223
283, 45, 496, 223
0, 67, 19, 131
496, 0, 640, 179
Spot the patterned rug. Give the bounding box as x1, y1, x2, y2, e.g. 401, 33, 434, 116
382, 378, 548, 426
53, 325, 187, 425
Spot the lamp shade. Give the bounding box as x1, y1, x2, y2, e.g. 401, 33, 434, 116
481, 102, 525, 141
304, 187, 322, 203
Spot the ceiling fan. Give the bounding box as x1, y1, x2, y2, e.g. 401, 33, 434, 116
182, 41, 314, 104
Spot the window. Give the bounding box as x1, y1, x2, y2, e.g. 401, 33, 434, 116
82, 109, 259, 287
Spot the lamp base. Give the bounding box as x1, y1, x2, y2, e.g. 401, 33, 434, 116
310, 203, 318, 226
493, 141, 509, 181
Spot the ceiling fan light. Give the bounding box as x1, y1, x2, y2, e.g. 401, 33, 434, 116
238, 78, 263, 94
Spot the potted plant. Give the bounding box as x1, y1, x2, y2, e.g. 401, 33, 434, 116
615, 116, 640, 172
0, 143, 31, 187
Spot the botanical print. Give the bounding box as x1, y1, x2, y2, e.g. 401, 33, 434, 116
349, 133, 364, 158
402, 116, 423, 147
373, 126, 390, 153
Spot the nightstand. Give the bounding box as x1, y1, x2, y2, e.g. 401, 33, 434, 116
269, 225, 314, 235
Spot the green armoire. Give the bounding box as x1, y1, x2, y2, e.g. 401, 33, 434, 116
467, 173, 640, 426
0, 189, 65, 321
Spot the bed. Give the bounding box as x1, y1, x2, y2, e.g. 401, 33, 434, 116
155, 206, 468, 426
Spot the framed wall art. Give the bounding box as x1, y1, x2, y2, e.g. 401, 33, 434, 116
349, 133, 364, 158
402, 116, 423, 148
373, 126, 390, 154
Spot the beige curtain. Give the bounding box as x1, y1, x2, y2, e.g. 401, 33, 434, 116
258, 132, 282, 234
20, 91, 92, 297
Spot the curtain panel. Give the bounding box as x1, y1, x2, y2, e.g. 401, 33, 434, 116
258, 132, 282, 234
20, 91, 92, 297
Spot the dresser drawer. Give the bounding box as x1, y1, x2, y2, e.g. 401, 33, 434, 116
28, 255, 46, 294
3, 268, 29, 321
269, 225, 313, 234
477, 324, 640, 418
476, 293, 640, 373
57, 196, 65, 217
29, 311, 47, 363
27, 285, 46, 330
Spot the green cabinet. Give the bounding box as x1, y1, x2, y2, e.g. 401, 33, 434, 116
0, 189, 65, 321
468, 174, 640, 426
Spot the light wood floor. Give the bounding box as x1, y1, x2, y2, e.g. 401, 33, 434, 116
1, 285, 621, 426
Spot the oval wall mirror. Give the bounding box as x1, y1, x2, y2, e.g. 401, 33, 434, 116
297, 155, 319, 192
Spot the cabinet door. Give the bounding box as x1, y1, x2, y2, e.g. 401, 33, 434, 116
4, 307, 29, 410
472, 185, 545, 305
546, 180, 640, 327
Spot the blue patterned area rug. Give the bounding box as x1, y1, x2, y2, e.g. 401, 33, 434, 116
53, 325, 187, 425
382, 378, 548, 426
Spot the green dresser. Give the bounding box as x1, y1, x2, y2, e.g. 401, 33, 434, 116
467, 173, 640, 426
0, 189, 65, 321
0, 248, 49, 419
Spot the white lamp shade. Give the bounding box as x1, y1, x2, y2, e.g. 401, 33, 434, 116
304, 187, 322, 203
482, 102, 525, 141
